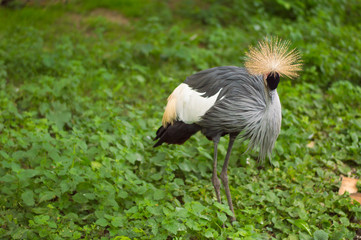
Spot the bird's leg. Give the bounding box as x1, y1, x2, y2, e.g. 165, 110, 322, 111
220, 133, 238, 222
212, 136, 222, 203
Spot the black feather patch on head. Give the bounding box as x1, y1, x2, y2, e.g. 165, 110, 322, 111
266, 72, 280, 90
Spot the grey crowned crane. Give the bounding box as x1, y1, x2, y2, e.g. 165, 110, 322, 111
153, 38, 302, 222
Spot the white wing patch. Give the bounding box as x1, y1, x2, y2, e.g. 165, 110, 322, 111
175, 83, 221, 124
162, 83, 222, 126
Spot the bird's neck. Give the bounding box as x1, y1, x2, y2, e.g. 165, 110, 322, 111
266, 89, 278, 105
251, 88, 282, 162
265, 89, 282, 125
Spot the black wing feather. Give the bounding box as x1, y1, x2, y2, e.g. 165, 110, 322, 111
153, 121, 201, 147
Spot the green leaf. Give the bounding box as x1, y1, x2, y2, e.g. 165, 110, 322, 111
77, 140, 87, 151
153, 189, 165, 200
83, 193, 96, 200
148, 218, 158, 235
149, 152, 166, 166
46, 101, 72, 130
299, 232, 313, 240
314, 230, 329, 240
91, 161, 102, 170
60, 181, 70, 193
204, 229, 214, 238
0, 174, 16, 183
330, 231, 344, 240
163, 220, 180, 235
39, 191, 56, 203
265, 191, 278, 203
185, 219, 200, 231
19, 169, 40, 180
276, 0, 291, 9
134, 185, 147, 195
34, 215, 50, 224
47, 221, 57, 229
293, 219, 312, 235
214, 202, 234, 216
339, 217, 349, 226
127, 152, 143, 164
111, 216, 124, 227
191, 202, 206, 214
21, 190, 35, 206
198, 149, 212, 160
150, 172, 162, 181
73, 193, 88, 203
0, 150, 9, 159
118, 190, 128, 199
217, 212, 227, 223
12, 227, 27, 239
178, 161, 191, 172
175, 207, 188, 219
96, 218, 108, 227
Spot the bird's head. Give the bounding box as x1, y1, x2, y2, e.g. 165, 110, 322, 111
245, 37, 302, 90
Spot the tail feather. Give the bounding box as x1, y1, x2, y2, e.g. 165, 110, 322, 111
154, 125, 167, 141
153, 121, 201, 147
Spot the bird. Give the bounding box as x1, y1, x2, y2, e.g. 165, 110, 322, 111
153, 37, 301, 222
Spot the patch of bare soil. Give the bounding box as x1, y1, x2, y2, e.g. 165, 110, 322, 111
67, 12, 83, 29
90, 8, 129, 26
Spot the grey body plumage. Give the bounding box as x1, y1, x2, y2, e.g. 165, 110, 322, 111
186, 66, 281, 161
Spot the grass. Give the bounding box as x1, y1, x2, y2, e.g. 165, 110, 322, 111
0, 0, 360, 239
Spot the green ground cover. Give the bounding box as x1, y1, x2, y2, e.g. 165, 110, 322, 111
0, 0, 360, 239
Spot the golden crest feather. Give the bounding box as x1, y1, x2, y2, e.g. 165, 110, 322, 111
162, 93, 177, 127
245, 37, 302, 79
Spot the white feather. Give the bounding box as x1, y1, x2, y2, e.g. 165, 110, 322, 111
173, 83, 221, 124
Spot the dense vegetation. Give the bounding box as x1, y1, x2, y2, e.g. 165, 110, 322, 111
0, 0, 361, 239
